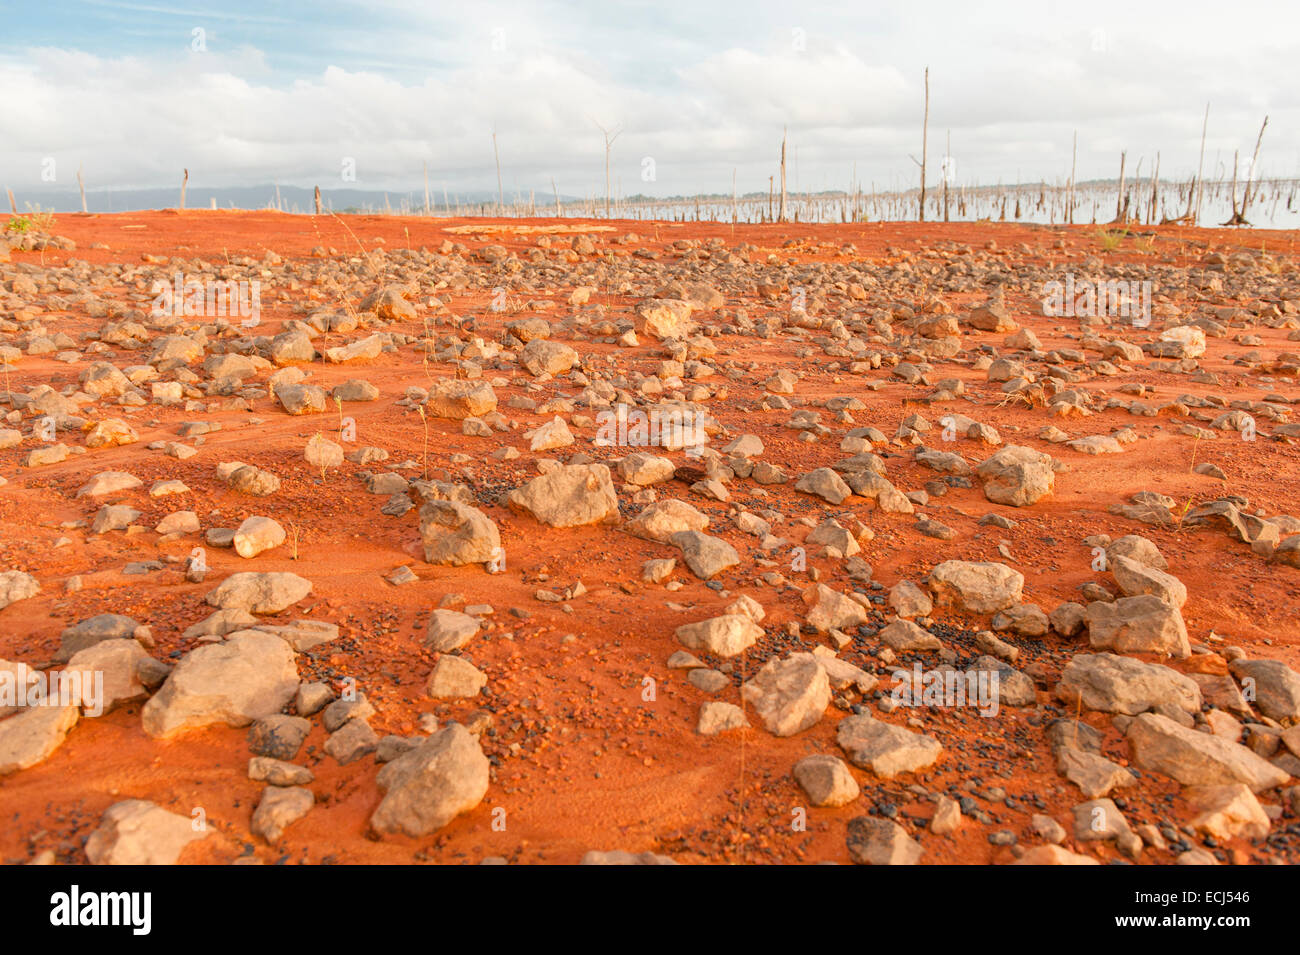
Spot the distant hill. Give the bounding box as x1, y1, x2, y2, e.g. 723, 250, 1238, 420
3, 184, 573, 215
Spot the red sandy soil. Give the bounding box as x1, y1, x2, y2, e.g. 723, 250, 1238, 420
1, 211, 1297, 865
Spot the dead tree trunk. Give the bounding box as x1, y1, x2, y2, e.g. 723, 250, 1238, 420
779, 128, 788, 222
942, 129, 950, 222
595, 123, 622, 219
1223, 115, 1268, 226
314, 185, 322, 215
1193, 103, 1210, 224
1068, 131, 1077, 225
492, 131, 503, 213
918, 67, 929, 221
732, 167, 738, 229
1154, 153, 1164, 223
1166, 106, 1209, 226
1112, 151, 1126, 223
1225, 150, 1240, 222
179, 168, 188, 211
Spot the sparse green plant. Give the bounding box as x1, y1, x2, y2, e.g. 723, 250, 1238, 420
416, 404, 430, 480
1134, 235, 1155, 254
313, 430, 328, 481
1097, 227, 1127, 252
22, 204, 54, 231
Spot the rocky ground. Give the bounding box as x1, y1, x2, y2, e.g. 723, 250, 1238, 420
0, 210, 1298, 865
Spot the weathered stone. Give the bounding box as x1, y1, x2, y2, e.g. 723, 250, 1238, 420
675, 614, 762, 658
84, 800, 210, 865
888, 581, 932, 618
227, 465, 281, 496
793, 754, 860, 807
1086, 595, 1190, 658
991, 603, 1049, 637
697, 701, 749, 735
65, 639, 151, 714
741, 653, 831, 737
803, 583, 869, 632
253, 620, 339, 652
1056, 653, 1201, 716
625, 499, 708, 543
1186, 784, 1270, 841
247, 714, 311, 760
507, 464, 619, 527
276, 383, 327, 415
930, 795, 963, 835
1127, 712, 1289, 792
928, 561, 1024, 614
580, 849, 680, 865
1106, 535, 1168, 571
525, 416, 574, 451
205, 572, 312, 614
419, 500, 502, 566
57, 613, 141, 662
427, 655, 488, 699
77, 471, 143, 499
91, 504, 140, 534
324, 333, 383, 364
636, 298, 694, 339
877, 619, 943, 652
1049, 601, 1088, 637
976, 445, 1055, 506
248, 756, 314, 786
324, 718, 378, 764
304, 433, 344, 469
846, 816, 922, 865
1111, 555, 1187, 608
836, 714, 943, 777
1228, 658, 1300, 723
1010, 845, 1099, 865
370, 724, 490, 837
141, 631, 299, 739
520, 339, 578, 376
85, 418, 138, 448
1057, 748, 1138, 799
425, 610, 482, 651
233, 516, 286, 559
425, 379, 497, 419
0, 702, 79, 774
251, 785, 314, 842
0, 571, 39, 612
1071, 797, 1134, 842
794, 467, 852, 505
670, 530, 739, 579
618, 452, 676, 486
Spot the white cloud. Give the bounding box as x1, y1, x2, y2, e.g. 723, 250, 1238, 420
1, 2, 1296, 200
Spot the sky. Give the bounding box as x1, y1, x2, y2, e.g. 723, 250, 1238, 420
1, 0, 1297, 201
